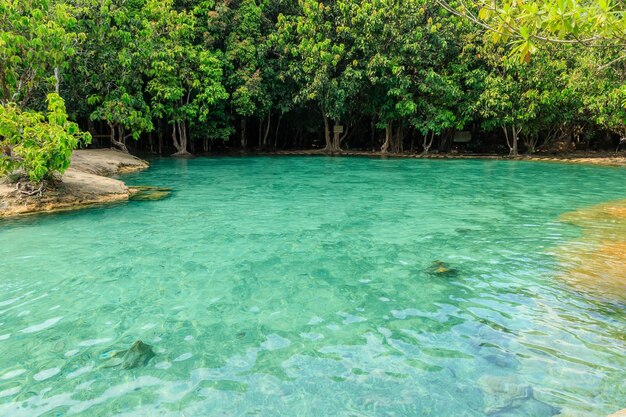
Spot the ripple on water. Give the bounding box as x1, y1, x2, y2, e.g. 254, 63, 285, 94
0, 158, 624, 417
173, 353, 193, 362
78, 338, 113, 347
66, 365, 93, 380
0, 369, 26, 380
19, 316, 62, 334
0, 386, 21, 398
33, 367, 60, 381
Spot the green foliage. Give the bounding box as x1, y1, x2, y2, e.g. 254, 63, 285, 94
456, 0, 626, 62
0, 0, 623, 158
0, 0, 80, 106
0, 94, 91, 184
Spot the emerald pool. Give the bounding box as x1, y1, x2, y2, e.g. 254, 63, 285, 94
0, 157, 624, 416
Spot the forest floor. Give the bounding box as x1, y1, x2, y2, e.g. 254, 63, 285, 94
0, 149, 149, 218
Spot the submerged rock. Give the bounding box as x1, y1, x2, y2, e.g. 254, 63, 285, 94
129, 186, 173, 201
478, 375, 560, 416
425, 260, 459, 277
105, 340, 155, 369
455, 227, 478, 234
482, 352, 520, 369
557, 198, 626, 301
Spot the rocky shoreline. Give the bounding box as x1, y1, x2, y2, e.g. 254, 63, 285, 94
0, 149, 149, 218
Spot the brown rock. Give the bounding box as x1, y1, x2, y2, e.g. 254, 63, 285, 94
0, 149, 149, 218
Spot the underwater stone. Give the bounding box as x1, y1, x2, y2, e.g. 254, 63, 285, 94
129, 186, 173, 201
106, 340, 155, 370
478, 375, 560, 416
425, 260, 460, 277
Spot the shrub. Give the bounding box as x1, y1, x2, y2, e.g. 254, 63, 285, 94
0, 93, 91, 188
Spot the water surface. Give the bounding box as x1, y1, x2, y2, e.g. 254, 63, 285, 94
1, 157, 624, 417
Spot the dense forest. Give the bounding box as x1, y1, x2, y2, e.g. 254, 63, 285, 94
1, 0, 625, 184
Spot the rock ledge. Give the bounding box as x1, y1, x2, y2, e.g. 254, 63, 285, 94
0, 149, 149, 218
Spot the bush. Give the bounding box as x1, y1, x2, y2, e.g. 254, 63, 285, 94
0, 93, 91, 186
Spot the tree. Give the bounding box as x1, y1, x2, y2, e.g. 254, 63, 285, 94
222, 0, 270, 149
273, 0, 364, 152
579, 60, 626, 148
437, 0, 626, 63
0, 0, 81, 107
0, 93, 91, 192
68, 0, 155, 152
146, 0, 228, 155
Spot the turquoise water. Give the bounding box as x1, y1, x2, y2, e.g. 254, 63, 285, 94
0, 157, 625, 417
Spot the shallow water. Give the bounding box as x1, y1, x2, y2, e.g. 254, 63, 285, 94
0, 157, 624, 417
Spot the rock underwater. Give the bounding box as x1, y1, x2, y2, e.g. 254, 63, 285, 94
104, 340, 155, 370
478, 375, 560, 417
556, 198, 626, 301
129, 186, 173, 201
425, 260, 460, 277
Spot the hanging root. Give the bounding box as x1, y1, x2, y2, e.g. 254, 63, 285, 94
16, 180, 46, 197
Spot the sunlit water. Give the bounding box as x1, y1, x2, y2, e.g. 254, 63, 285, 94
1, 157, 624, 417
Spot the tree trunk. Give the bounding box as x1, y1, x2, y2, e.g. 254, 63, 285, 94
189, 128, 195, 153
512, 125, 519, 156
522, 133, 539, 154
331, 122, 342, 152
108, 122, 128, 153
381, 122, 392, 153
240, 118, 247, 149
422, 131, 435, 155
393, 123, 403, 153
54, 67, 60, 94
172, 122, 181, 153
273, 113, 282, 150
436, 129, 452, 153
172, 120, 190, 156
158, 126, 163, 155
502, 125, 519, 156
294, 128, 301, 149
322, 113, 332, 152
263, 112, 271, 149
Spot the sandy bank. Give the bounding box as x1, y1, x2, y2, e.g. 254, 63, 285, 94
0, 149, 149, 218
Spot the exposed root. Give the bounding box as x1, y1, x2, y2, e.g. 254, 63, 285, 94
16, 180, 46, 198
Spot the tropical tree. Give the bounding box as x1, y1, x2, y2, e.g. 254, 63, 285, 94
146, 0, 228, 155
0, 0, 80, 107
0, 94, 91, 192
274, 0, 364, 152
437, 0, 626, 63
68, 0, 155, 152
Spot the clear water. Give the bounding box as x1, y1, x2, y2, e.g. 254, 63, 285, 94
0, 157, 624, 417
